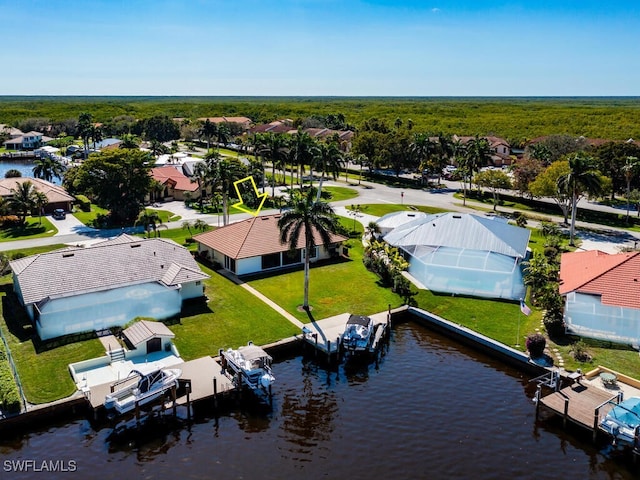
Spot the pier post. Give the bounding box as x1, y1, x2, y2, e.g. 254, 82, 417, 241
535, 386, 541, 419
593, 408, 600, 443
327, 340, 331, 363
213, 377, 218, 410
313, 334, 318, 359
135, 400, 140, 427
185, 381, 192, 421
563, 397, 569, 429
172, 385, 177, 417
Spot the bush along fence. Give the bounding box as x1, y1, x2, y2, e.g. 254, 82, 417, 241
0, 323, 25, 415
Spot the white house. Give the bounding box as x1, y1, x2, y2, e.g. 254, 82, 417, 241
194, 214, 348, 276
10, 234, 209, 340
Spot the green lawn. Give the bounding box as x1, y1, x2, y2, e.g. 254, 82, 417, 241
322, 186, 359, 203
0, 276, 104, 403
169, 263, 299, 359
72, 204, 109, 226
0, 217, 57, 242
145, 208, 181, 223
349, 203, 449, 217
249, 219, 404, 322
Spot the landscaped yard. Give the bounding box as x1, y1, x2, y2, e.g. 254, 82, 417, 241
0, 216, 57, 242
348, 203, 449, 217
72, 204, 108, 226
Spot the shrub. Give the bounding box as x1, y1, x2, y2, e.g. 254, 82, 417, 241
526, 333, 547, 358
0, 215, 21, 227
74, 194, 91, 212
0, 348, 21, 413
570, 340, 593, 363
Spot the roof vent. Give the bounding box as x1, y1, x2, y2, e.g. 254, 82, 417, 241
408, 214, 415, 217
130, 243, 141, 248
62, 253, 74, 258
452, 215, 462, 219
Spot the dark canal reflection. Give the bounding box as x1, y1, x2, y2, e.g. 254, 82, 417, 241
1, 322, 637, 479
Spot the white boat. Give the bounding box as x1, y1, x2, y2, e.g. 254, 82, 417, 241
341, 314, 375, 354
220, 343, 275, 397
104, 366, 181, 415
600, 397, 640, 448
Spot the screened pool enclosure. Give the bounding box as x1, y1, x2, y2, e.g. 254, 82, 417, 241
383, 213, 530, 301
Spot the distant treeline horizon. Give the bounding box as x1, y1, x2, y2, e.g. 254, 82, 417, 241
1, 96, 639, 143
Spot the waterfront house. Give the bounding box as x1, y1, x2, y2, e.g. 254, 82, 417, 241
383, 213, 530, 300
194, 214, 348, 276
559, 250, 640, 346
3, 131, 53, 151
0, 177, 75, 213
10, 234, 209, 341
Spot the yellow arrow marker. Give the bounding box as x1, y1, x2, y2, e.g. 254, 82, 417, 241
232, 176, 268, 216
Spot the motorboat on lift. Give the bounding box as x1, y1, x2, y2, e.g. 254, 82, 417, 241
600, 397, 640, 448
104, 366, 181, 415
220, 342, 275, 397
341, 314, 375, 354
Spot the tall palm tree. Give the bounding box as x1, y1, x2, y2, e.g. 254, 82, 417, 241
34, 191, 48, 224
193, 161, 211, 210
32, 157, 65, 183
410, 133, 435, 180
289, 129, 315, 189
313, 141, 343, 202
9, 181, 37, 224
464, 135, 491, 192
136, 210, 163, 238
210, 157, 246, 225
277, 189, 338, 310
557, 152, 603, 245
257, 133, 287, 198
77, 112, 93, 159
623, 156, 639, 224
198, 119, 218, 151
119, 133, 140, 149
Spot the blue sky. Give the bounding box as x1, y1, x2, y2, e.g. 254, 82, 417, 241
1, 0, 639, 96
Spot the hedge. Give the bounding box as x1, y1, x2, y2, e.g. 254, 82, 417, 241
74, 194, 91, 212
0, 348, 21, 413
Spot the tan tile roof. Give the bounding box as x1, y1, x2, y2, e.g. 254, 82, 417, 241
10, 235, 209, 305
559, 250, 640, 308
123, 320, 174, 346
194, 214, 347, 259
198, 116, 252, 126
0, 177, 74, 203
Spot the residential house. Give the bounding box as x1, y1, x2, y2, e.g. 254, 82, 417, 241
10, 234, 210, 340
3, 131, 53, 151
194, 214, 348, 276
559, 250, 640, 346
198, 116, 253, 131
150, 166, 201, 202
383, 213, 530, 300
0, 177, 74, 213
452, 135, 513, 167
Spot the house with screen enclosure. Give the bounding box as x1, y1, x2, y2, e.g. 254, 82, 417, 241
383, 212, 530, 300
10, 234, 209, 341
559, 249, 640, 347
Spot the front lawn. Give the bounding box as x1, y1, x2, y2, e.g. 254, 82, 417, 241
73, 204, 109, 226
348, 203, 449, 217
0, 216, 57, 242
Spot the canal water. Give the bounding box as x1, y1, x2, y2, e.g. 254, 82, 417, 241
0, 322, 636, 479
0, 159, 61, 184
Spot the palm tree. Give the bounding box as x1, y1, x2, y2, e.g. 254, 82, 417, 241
182, 220, 193, 238
198, 119, 218, 151
119, 133, 140, 149
91, 124, 104, 150
464, 135, 491, 193
210, 157, 246, 225
277, 189, 338, 310
193, 160, 212, 210
193, 219, 209, 232
313, 141, 343, 202
623, 156, 639, 224
365, 221, 381, 243
4, 169, 22, 178
32, 157, 65, 183
557, 152, 603, 246
34, 191, 48, 224
257, 133, 287, 198
136, 210, 163, 238
289, 129, 315, 189
410, 133, 435, 181
9, 181, 37, 224
77, 112, 93, 159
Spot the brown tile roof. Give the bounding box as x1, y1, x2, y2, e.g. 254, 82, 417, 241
194, 214, 348, 259
198, 116, 252, 126
151, 166, 199, 192
10, 235, 209, 305
559, 250, 640, 308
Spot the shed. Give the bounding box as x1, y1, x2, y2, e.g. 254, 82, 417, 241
123, 320, 175, 356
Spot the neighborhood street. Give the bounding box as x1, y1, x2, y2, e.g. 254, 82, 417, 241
2, 177, 639, 253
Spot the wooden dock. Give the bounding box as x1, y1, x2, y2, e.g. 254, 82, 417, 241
538, 380, 619, 440
299, 310, 391, 362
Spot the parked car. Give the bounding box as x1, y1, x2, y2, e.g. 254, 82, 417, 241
52, 208, 66, 220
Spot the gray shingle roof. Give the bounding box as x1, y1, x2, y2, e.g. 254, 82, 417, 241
10, 235, 210, 305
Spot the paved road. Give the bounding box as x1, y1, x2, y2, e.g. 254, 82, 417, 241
2, 176, 639, 253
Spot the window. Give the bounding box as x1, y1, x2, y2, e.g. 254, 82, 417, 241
261, 252, 281, 270
196, 281, 201, 286
304, 246, 318, 259
224, 256, 236, 273
282, 249, 301, 265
